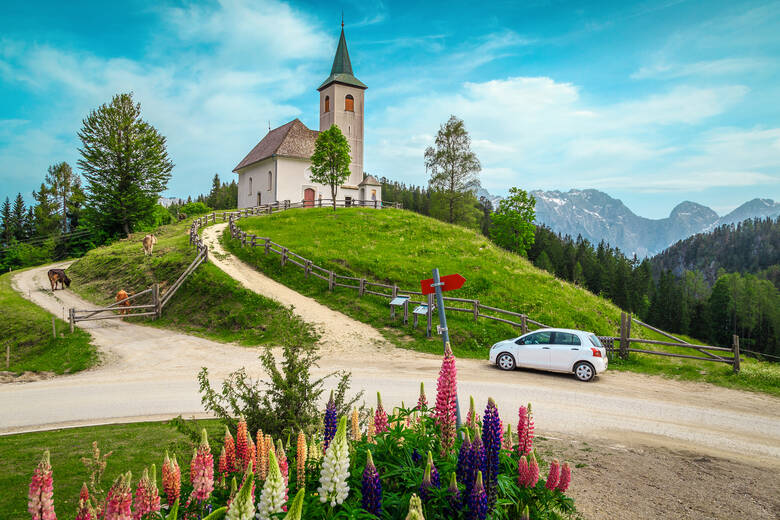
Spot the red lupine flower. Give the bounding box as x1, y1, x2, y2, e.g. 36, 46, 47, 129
517, 403, 535, 456
224, 426, 237, 473
518, 455, 530, 487
528, 454, 540, 488
75, 482, 94, 520
374, 393, 389, 434
28, 449, 56, 520
545, 459, 560, 490
235, 418, 250, 471
557, 462, 571, 492
435, 342, 458, 456
161, 452, 181, 507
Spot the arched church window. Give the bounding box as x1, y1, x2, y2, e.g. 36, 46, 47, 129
324, 96, 330, 113
249, 177, 252, 195
345, 94, 354, 112
268, 171, 272, 190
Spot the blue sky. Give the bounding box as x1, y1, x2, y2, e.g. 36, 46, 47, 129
1, 0, 779, 218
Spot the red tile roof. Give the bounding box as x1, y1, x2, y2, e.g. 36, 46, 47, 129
233, 119, 318, 172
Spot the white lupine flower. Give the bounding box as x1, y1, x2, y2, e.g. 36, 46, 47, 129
317, 416, 351, 506
256, 452, 286, 520
226, 471, 255, 520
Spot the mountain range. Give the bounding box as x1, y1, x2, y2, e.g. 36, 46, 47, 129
526, 189, 780, 257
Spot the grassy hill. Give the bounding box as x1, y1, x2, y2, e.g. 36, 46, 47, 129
0, 270, 97, 376
66, 219, 316, 347
228, 207, 779, 394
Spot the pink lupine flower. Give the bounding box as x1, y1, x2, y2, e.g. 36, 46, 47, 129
374, 393, 389, 434
132, 466, 161, 520
223, 426, 237, 474
545, 459, 560, 490
518, 456, 529, 487
75, 483, 93, 520
247, 434, 257, 475
189, 429, 214, 503
161, 452, 181, 507
28, 449, 57, 520
105, 472, 132, 520
557, 462, 571, 492
416, 382, 428, 410
435, 342, 458, 455
528, 454, 540, 487
517, 403, 535, 456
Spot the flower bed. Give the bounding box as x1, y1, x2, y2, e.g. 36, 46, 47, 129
27, 344, 576, 519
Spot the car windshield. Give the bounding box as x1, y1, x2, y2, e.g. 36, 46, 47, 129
588, 334, 603, 347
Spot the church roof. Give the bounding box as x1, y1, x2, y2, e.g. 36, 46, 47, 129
359, 174, 381, 186
318, 27, 367, 91
233, 119, 318, 172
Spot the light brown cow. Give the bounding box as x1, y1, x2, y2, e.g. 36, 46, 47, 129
115, 290, 132, 315
47, 269, 71, 291
142, 234, 157, 256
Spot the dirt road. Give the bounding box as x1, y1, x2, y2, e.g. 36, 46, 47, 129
2, 225, 779, 518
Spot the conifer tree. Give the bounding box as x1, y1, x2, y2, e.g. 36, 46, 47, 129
45, 161, 78, 233
78, 92, 173, 236
11, 193, 27, 240
31, 183, 60, 237
0, 197, 11, 244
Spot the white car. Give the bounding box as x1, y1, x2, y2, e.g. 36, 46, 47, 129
489, 328, 608, 381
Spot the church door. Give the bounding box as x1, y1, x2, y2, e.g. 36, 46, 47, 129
304, 188, 315, 208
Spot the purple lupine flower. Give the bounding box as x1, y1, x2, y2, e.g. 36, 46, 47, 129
481, 397, 501, 508
468, 431, 487, 496
411, 448, 422, 464
426, 451, 441, 488
323, 391, 337, 452
447, 473, 461, 515
467, 471, 488, 520
361, 450, 382, 516
456, 430, 472, 487
419, 458, 435, 502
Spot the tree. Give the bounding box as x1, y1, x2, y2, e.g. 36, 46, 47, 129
78, 92, 173, 236
31, 183, 60, 237
309, 124, 352, 212
489, 187, 536, 256
0, 197, 11, 244
44, 162, 79, 233
11, 193, 27, 240
424, 115, 481, 224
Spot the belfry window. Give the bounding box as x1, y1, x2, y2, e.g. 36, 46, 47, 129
345, 94, 354, 112
324, 96, 330, 113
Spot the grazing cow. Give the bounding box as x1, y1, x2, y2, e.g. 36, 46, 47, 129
177, 213, 187, 221
142, 234, 157, 256
115, 290, 132, 315
47, 269, 71, 291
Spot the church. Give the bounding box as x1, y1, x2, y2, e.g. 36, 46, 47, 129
233, 25, 381, 208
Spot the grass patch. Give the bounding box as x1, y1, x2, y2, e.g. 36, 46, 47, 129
0, 270, 97, 375
228, 207, 780, 395
0, 419, 222, 520
66, 219, 316, 347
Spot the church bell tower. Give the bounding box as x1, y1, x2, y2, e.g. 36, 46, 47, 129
318, 24, 367, 186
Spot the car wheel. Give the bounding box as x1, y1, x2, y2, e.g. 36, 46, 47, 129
574, 361, 595, 382
497, 353, 516, 371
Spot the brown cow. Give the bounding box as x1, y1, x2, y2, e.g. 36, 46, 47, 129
142, 234, 157, 256
115, 290, 132, 315
47, 269, 71, 291
177, 213, 188, 221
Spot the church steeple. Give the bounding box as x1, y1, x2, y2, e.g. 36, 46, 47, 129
318, 26, 367, 91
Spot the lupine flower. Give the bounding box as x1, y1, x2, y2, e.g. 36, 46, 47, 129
366, 410, 376, 443
416, 382, 428, 410
276, 439, 289, 504
557, 462, 571, 492
224, 426, 237, 474
545, 459, 560, 490
257, 452, 286, 519
528, 453, 540, 487
317, 416, 350, 506
468, 471, 488, 520
419, 457, 435, 502
189, 429, 214, 503
235, 418, 250, 472
257, 433, 269, 481
28, 449, 56, 520
226, 477, 238, 509
518, 456, 530, 487
467, 431, 487, 497
267, 435, 276, 463
456, 430, 471, 486
465, 396, 480, 436
521, 505, 530, 520
161, 452, 180, 507
225, 472, 254, 520
351, 408, 360, 441
219, 447, 228, 483
132, 466, 161, 520
482, 397, 501, 507
517, 404, 535, 456
323, 392, 338, 452
405, 494, 424, 520
307, 438, 320, 462
502, 423, 514, 451
374, 393, 388, 434
361, 450, 382, 516
411, 448, 422, 464
284, 489, 305, 520
447, 472, 461, 514
75, 483, 94, 520
426, 451, 441, 488
434, 342, 458, 455
105, 472, 132, 520
246, 434, 256, 478
296, 431, 307, 491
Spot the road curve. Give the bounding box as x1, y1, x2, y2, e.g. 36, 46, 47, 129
1, 227, 778, 471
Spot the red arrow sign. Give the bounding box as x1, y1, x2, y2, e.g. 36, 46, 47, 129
420, 273, 466, 295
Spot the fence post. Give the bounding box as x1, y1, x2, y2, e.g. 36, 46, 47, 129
403, 299, 409, 325
5, 342, 9, 369
732, 335, 740, 374
153, 283, 160, 318
359, 278, 365, 297
521, 314, 528, 334
305, 261, 311, 278
392, 284, 398, 299
328, 271, 334, 291
264, 239, 270, 255
473, 300, 479, 321
281, 248, 287, 267
69, 308, 74, 333
51, 316, 56, 338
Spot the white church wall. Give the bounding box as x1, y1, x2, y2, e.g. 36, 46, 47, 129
237, 157, 274, 208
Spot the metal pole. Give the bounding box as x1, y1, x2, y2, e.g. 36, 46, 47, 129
432, 268, 462, 434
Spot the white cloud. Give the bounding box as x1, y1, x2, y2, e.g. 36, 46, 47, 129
631, 57, 768, 79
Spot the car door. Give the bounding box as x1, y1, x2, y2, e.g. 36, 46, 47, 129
514, 331, 553, 369
549, 332, 582, 371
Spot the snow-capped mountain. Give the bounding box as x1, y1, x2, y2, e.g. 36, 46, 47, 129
529, 189, 778, 257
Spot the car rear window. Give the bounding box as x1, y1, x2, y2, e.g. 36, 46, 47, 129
588, 334, 603, 347
553, 332, 581, 345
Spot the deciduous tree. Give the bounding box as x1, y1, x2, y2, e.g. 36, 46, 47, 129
490, 187, 536, 256
309, 125, 351, 212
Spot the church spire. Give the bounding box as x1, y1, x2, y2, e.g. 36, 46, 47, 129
318, 24, 367, 91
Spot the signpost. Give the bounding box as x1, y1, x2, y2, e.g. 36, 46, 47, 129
424, 268, 464, 434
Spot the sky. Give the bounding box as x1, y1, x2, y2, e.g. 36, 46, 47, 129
1, 0, 779, 219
